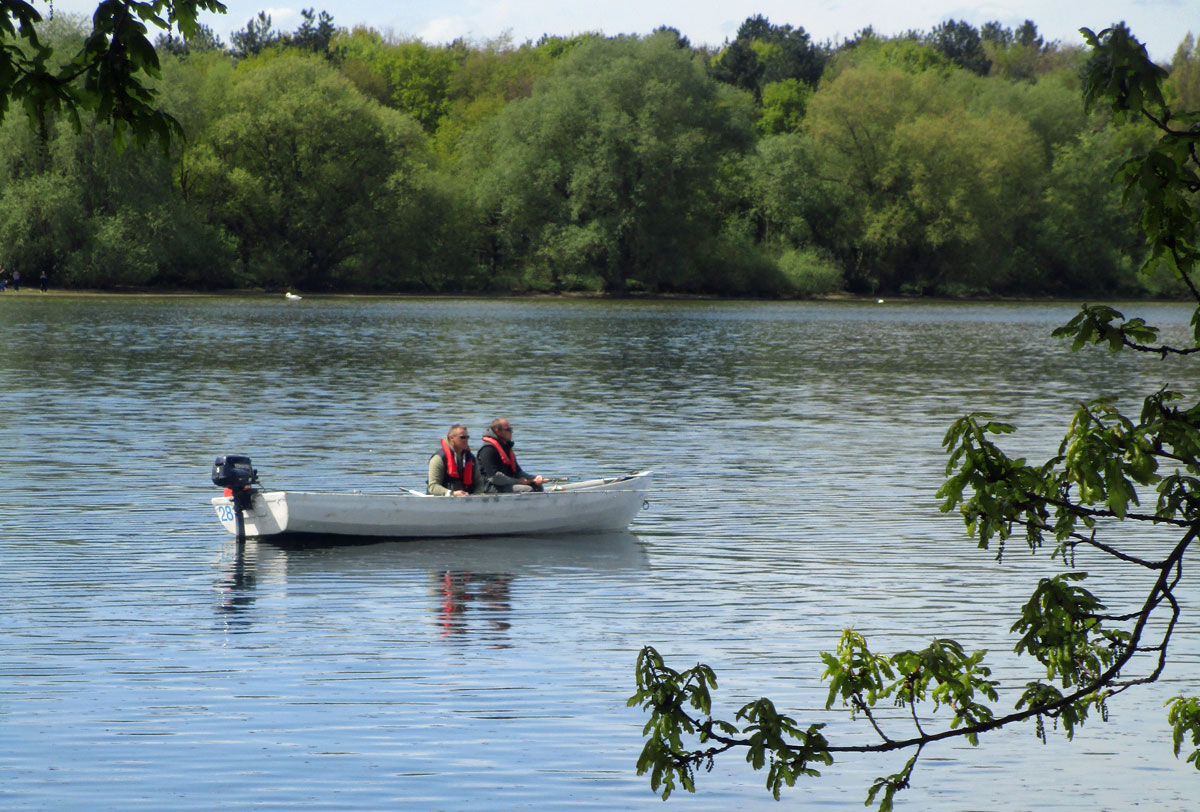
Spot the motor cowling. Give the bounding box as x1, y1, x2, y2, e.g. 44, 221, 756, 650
212, 455, 257, 490
213, 455, 258, 541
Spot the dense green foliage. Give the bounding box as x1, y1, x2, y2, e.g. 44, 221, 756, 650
0, 10, 1197, 295
629, 25, 1200, 809
463, 35, 758, 293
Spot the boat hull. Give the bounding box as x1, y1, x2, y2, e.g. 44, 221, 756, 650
211, 473, 650, 539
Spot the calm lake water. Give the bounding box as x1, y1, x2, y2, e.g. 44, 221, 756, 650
1, 294, 1197, 810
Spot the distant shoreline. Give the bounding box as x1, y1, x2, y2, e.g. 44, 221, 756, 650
0, 289, 1191, 304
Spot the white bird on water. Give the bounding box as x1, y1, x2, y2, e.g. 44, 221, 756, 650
285, 292, 302, 301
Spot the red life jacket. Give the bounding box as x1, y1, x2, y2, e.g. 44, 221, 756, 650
479, 435, 516, 470
440, 438, 474, 485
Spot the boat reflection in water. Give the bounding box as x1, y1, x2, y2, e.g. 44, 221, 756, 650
433, 570, 514, 641
213, 532, 647, 638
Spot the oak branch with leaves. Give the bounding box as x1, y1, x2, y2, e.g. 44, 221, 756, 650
629, 25, 1200, 811
0, 0, 225, 148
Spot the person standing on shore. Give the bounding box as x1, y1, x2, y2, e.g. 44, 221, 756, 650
11, 269, 19, 291
40, 271, 47, 292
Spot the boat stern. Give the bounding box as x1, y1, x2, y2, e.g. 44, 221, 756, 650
211, 491, 287, 537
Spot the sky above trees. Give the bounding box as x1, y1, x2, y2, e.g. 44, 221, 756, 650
36, 0, 1195, 62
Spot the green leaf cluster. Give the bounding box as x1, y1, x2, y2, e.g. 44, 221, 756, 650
1167, 695, 1200, 767
629, 645, 831, 801
1, 0, 227, 150
628, 646, 719, 798
1007, 573, 1131, 743
822, 631, 999, 743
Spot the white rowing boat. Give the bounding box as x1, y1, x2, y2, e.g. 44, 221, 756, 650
211, 471, 652, 539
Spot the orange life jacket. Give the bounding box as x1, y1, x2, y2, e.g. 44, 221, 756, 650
479, 435, 516, 471
439, 438, 474, 485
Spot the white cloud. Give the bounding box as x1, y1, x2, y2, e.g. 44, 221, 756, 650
227, 5, 303, 30
419, 16, 474, 43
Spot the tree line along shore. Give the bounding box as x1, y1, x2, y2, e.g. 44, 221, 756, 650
1, 13, 1196, 298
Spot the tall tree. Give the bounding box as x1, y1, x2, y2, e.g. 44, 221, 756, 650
631, 24, 1200, 810
756, 77, 809, 135
155, 22, 225, 57
710, 38, 762, 98
189, 53, 432, 290
1033, 124, 1153, 293
1015, 20, 1044, 49
712, 14, 826, 101
229, 11, 277, 58
827, 31, 951, 77
1166, 34, 1200, 112
286, 8, 335, 54
432, 34, 562, 155
980, 20, 1013, 47
465, 32, 754, 294
802, 65, 1043, 293
329, 30, 460, 131
926, 19, 991, 75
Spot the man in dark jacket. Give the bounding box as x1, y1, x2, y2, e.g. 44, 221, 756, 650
476, 418, 546, 493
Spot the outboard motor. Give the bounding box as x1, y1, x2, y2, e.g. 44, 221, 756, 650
212, 455, 258, 541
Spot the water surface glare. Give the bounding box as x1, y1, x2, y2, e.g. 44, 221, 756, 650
1, 295, 1197, 810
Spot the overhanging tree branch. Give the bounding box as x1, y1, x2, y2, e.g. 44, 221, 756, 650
0, 0, 227, 148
